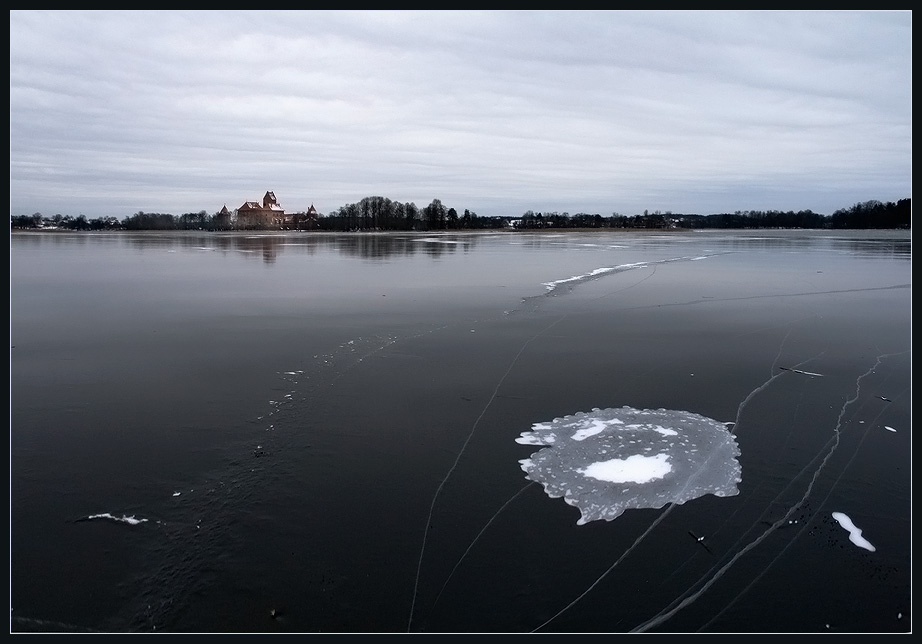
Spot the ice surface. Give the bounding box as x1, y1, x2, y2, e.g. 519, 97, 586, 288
517, 406, 742, 525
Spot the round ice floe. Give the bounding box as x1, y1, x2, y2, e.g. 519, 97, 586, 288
516, 406, 742, 525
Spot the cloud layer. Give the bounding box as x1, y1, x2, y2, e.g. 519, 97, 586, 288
10, 10, 912, 219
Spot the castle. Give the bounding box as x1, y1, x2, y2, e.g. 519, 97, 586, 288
220, 191, 318, 229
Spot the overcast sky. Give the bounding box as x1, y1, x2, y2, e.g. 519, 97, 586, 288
9, 10, 912, 220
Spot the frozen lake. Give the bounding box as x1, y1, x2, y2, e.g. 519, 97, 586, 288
10, 228, 912, 633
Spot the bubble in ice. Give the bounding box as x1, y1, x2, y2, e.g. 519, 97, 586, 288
516, 406, 742, 525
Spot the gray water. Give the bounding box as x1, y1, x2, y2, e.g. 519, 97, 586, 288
10, 229, 912, 633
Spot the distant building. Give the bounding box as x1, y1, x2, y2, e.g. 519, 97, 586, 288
236, 191, 286, 228
288, 204, 319, 230
212, 204, 233, 229
229, 192, 320, 229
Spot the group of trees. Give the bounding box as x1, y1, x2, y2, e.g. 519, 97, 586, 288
9, 213, 124, 231
9, 210, 228, 231
10, 197, 911, 232
317, 196, 512, 231
670, 199, 911, 230
517, 199, 910, 230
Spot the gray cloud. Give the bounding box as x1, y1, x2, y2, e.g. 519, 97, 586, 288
10, 10, 911, 219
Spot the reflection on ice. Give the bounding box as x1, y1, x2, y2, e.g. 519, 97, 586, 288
416, 237, 460, 244
517, 407, 742, 525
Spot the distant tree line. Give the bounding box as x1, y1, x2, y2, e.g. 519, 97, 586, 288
10, 198, 911, 231
670, 198, 911, 230
315, 196, 513, 231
